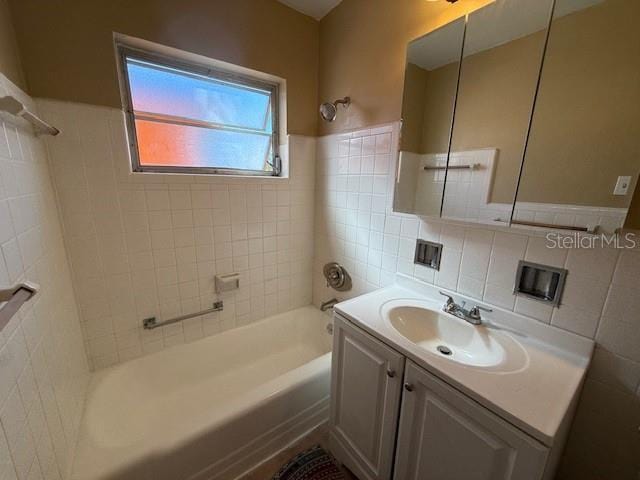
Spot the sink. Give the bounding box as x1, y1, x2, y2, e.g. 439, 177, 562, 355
381, 300, 528, 371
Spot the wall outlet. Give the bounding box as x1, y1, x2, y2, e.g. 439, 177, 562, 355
613, 176, 632, 195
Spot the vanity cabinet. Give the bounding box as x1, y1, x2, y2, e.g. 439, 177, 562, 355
330, 315, 550, 480
394, 361, 548, 480
329, 315, 405, 480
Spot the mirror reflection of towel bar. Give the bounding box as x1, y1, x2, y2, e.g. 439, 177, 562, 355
495, 218, 597, 233
0, 282, 39, 332
423, 163, 479, 171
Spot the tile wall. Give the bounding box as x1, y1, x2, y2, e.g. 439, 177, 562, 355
313, 123, 640, 480
0, 75, 90, 480
37, 100, 317, 370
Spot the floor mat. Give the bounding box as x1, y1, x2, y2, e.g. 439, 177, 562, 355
271, 445, 345, 480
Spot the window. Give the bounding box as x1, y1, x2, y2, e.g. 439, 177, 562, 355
117, 46, 281, 176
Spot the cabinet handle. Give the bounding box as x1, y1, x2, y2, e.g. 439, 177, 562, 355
404, 383, 414, 392
386, 369, 396, 378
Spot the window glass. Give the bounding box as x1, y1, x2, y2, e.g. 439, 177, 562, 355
119, 50, 279, 175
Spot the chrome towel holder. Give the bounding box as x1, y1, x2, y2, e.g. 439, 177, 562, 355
0, 282, 39, 332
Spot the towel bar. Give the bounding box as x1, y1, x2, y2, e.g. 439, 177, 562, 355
142, 301, 224, 330
0, 96, 59, 136
0, 282, 39, 332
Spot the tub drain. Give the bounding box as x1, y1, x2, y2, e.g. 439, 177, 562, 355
437, 345, 452, 356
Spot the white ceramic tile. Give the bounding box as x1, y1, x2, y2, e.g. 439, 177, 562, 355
439, 224, 465, 252
483, 282, 516, 310
435, 249, 462, 291
40, 99, 316, 368
612, 249, 640, 286
596, 315, 640, 363
588, 348, 640, 394
565, 246, 619, 282
400, 217, 419, 238
460, 229, 494, 282
0, 76, 89, 480
551, 277, 609, 337
524, 236, 568, 268
486, 232, 528, 288
384, 215, 401, 236
418, 220, 441, 243
514, 296, 554, 323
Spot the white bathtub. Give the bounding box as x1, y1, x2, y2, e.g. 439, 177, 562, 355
71, 306, 332, 480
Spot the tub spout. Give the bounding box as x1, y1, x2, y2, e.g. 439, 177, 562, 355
321, 298, 339, 312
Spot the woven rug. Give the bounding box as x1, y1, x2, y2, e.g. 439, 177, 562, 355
272, 445, 345, 480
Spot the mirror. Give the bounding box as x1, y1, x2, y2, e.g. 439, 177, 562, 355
514, 0, 640, 234
441, 0, 554, 224
394, 18, 466, 216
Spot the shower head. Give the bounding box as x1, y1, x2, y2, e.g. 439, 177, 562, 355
319, 96, 350, 122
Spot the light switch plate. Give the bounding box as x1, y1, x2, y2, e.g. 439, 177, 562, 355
613, 176, 632, 195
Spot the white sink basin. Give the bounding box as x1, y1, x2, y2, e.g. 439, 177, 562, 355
336, 282, 594, 445
381, 300, 528, 371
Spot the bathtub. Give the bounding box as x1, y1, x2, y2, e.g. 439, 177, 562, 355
71, 306, 332, 480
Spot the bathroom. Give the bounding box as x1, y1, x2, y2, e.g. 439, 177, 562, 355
0, 0, 638, 478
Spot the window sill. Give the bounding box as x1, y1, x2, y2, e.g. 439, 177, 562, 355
128, 170, 290, 180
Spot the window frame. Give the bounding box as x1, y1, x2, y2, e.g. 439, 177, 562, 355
116, 44, 281, 177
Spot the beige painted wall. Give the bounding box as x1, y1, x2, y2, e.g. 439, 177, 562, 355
399, 63, 428, 153
451, 31, 545, 204
517, 0, 640, 208
6, 0, 320, 135
400, 60, 458, 156
420, 62, 459, 156
317, 0, 493, 136
0, 0, 25, 90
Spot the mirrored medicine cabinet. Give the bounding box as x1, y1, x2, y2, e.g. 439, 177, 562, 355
394, 0, 640, 234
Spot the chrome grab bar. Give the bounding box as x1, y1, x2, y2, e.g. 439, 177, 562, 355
0, 282, 39, 332
142, 301, 224, 330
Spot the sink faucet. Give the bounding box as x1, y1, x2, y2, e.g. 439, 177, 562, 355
440, 292, 492, 326
321, 298, 339, 312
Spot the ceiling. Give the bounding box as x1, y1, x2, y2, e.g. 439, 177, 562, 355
277, 0, 343, 20
408, 18, 466, 72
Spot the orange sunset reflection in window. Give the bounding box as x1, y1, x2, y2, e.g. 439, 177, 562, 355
125, 57, 274, 171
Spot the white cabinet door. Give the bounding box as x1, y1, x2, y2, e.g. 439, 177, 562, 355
330, 315, 405, 480
395, 361, 549, 480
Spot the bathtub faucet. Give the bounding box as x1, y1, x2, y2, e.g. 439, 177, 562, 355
321, 298, 339, 312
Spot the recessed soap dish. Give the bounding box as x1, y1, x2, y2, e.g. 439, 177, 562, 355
514, 261, 567, 306
414, 239, 443, 271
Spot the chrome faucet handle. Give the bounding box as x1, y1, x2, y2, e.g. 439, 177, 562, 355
468, 305, 492, 320
439, 291, 456, 312
439, 291, 454, 303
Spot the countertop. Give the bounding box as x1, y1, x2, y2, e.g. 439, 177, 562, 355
334, 275, 594, 447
